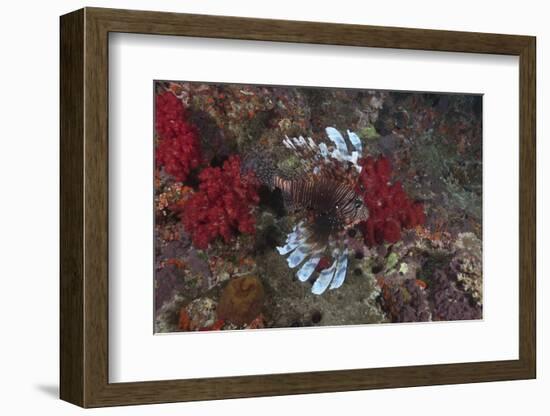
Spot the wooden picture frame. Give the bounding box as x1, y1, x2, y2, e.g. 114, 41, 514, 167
60, 7, 536, 408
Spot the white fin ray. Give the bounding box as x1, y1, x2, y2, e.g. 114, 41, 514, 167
283, 226, 300, 244
347, 130, 362, 153
319, 142, 329, 158
329, 250, 348, 290
330, 149, 345, 162
297, 255, 322, 282
326, 127, 349, 155
349, 151, 361, 171
283, 136, 296, 149
276, 240, 301, 255
327, 148, 361, 171
277, 223, 309, 255
287, 245, 311, 268
311, 259, 337, 295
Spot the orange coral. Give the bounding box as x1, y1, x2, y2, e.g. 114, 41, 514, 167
178, 308, 190, 331
217, 276, 265, 326
199, 319, 225, 331
246, 314, 265, 329
415, 279, 427, 289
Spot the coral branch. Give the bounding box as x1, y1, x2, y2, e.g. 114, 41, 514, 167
179, 155, 260, 249
155, 91, 202, 183
357, 156, 425, 246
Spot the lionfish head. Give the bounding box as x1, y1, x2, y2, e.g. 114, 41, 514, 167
344, 195, 369, 228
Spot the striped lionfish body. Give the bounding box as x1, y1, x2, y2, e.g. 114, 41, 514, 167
272, 127, 368, 295
274, 176, 368, 238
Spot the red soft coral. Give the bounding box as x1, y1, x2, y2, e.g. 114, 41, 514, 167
179, 155, 260, 249
155, 91, 202, 182
357, 156, 425, 246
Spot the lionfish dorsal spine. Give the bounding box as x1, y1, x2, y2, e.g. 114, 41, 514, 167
347, 130, 362, 153
325, 127, 349, 154
319, 142, 329, 158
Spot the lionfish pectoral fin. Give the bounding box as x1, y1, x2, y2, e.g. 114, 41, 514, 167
311, 259, 337, 295
296, 255, 322, 282
287, 244, 311, 268
329, 251, 348, 290
276, 224, 305, 254
276, 240, 300, 255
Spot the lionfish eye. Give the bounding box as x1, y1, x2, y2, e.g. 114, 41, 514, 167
354, 199, 363, 209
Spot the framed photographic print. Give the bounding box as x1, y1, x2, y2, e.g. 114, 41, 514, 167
60, 7, 536, 407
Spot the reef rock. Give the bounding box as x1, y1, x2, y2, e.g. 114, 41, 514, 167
183, 297, 218, 330
451, 232, 483, 305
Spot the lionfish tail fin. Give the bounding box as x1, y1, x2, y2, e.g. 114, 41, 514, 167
325, 127, 363, 171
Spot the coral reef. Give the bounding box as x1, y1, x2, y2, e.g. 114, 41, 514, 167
357, 156, 425, 246
428, 268, 481, 321
178, 155, 260, 249
178, 297, 218, 331
380, 278, 432, 323
451, 232, 483, 305
153, 82, 483, 332
155, 91, 202, 183
217, 275, 265, 325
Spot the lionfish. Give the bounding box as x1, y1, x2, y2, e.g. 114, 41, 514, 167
248, 127, 368, 295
